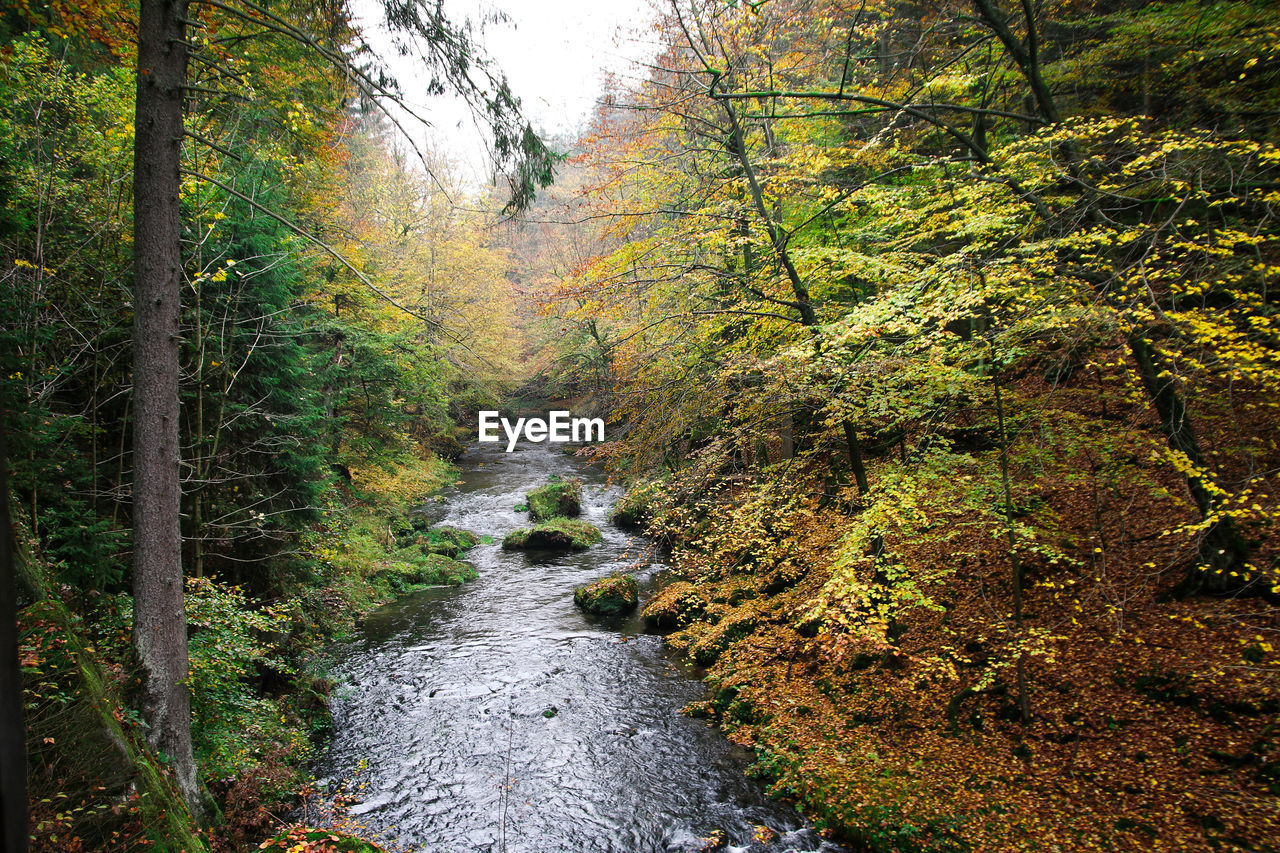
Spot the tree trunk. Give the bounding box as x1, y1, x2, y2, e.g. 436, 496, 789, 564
1, 402, 29, 852
843, 421, 869, 497
993, 370, 1032, 723
1128, 335, 1251, 594
132, 0, 202, 816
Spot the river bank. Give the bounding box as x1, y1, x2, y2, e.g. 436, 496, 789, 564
617, 451, 1280, 853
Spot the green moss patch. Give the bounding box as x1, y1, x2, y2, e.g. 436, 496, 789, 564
574, 574, 639, 617
395, 520, 479, 557
526, 475, 583, 521
502, 518, 602, 551
388, 551, 478, 590
609, 482, 658, 529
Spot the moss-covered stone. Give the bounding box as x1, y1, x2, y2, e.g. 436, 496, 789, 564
18, 587, 210, 852
609, 481, 659, 529
574, 574, 640, 617
526, 475, 582, 521
426, 431, 466, 461
396, 521, 478, 557
502, 518, 602, 551
388, 550, 477, 590
423, 525, 479, 556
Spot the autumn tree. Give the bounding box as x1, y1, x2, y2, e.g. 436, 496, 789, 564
545, 1, 1280, 844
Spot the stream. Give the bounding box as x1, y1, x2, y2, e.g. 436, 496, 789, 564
313, 442, 848, 853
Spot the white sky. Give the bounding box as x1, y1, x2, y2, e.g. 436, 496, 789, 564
355, 0, 659, 183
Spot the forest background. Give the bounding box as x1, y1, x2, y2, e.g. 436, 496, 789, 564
1, 0, 1279, 851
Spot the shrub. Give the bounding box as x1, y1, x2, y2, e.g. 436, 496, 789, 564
258, 826, 387, 853
642, 581, 707, 630
184, 577, 309, 787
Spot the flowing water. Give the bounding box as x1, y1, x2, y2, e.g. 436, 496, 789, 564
313, 442, 847, 853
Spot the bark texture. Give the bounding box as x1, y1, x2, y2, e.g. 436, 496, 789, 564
132, 0, 201, 814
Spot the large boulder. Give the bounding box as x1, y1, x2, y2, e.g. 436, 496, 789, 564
426, 432, 466, 461
502, 518, 602, 551
574, 574, 639, 617
526, 476, 582, 521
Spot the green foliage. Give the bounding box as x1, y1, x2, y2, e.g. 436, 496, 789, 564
37, 495, 127, 591
2, 0, 550, 847
182, 577, 308, 787
0, 36, 136, 593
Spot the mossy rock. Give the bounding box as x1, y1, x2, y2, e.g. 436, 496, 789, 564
18, 593, 209, 853
609, 481, 658, 529
426, 432, 466, 461
609, 503, 643, 529
609, 492, 647, 529
526, 476, 582, 521
260, 827, 387, 852
399, 524, 478, 557
389, 551, 477, 590
425, 525, 479, 555
502, 518, 602, 551
574, 574, 639, 617
415, 552, 478, 586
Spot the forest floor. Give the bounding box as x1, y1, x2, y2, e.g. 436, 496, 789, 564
629, 369, 1280, 852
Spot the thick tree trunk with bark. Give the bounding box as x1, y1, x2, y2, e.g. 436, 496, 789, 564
1, 408, 28, 853
132, 0, 201, 816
